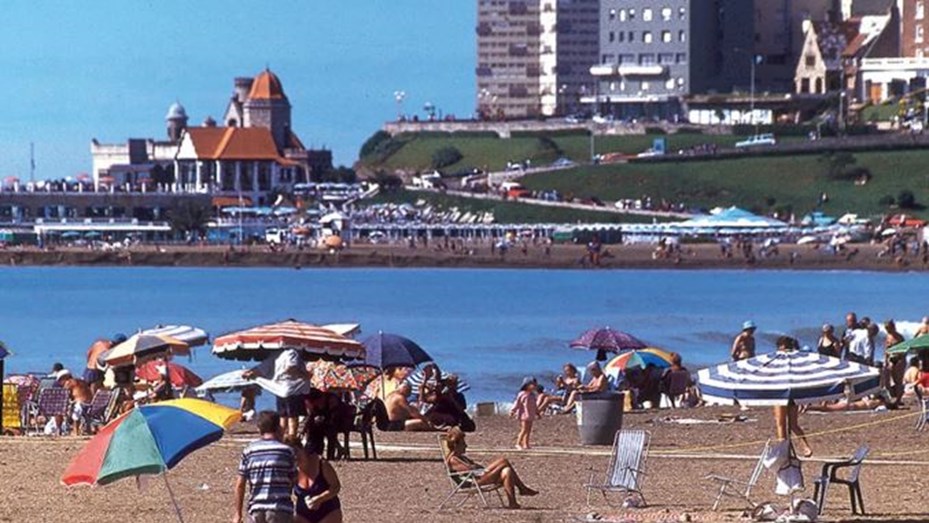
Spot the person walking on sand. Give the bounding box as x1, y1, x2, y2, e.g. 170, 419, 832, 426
772, 337, 813, 458
731, 321, 757, 361
233, 411, 296, 523
510, 377, 539, 450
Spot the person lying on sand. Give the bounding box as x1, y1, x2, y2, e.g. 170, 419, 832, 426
384, 382, 434, 431
443, 427, 538, 509
804, 393, 898, 413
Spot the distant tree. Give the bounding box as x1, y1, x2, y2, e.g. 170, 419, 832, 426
431, 146, 463, 169
818, 151, 856, 179
168, 202, 211, 238
372, 170, 403, 192
318, 166, 357, 184
878, 195, 895, 207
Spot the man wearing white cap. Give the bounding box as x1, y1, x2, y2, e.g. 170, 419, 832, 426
731, 321, 757, 361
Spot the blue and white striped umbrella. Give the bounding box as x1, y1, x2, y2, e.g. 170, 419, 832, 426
140, 325, 209, 347
406, 369, 471, 395
697, 350, 880, 406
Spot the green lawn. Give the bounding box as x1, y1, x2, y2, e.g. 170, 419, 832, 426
366, 190, 664, 224
520, 149, 929, 218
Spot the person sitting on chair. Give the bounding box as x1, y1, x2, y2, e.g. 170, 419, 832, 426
562, 361, 609, 413
443, 427, 538, 509
384, 382, 434, 431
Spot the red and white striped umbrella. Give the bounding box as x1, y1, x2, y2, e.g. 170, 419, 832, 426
212, 320, 365, 362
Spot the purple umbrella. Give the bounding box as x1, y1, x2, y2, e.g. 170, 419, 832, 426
570, 327, 647, 361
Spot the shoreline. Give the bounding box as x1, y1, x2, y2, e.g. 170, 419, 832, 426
0, 243, 925, 272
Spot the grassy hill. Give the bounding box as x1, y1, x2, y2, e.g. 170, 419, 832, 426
520, 149, 929, 218
360, 130, 749, 173
368, 190, 666, 224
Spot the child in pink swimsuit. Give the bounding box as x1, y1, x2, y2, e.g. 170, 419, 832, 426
510, 376, 539, 450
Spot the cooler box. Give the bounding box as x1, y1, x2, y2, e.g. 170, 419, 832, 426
576, 391, 624, 445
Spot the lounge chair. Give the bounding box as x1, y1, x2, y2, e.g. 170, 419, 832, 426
342, 399, 377, 460
585, 429, 650, 507
436, 434, 504, 510
27, 387, 70, 435
812, 444, 869, 515
86, 389, 114, 432
704, 439, 771, 511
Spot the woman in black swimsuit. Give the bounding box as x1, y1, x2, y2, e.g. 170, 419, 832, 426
294, 444, 343, 523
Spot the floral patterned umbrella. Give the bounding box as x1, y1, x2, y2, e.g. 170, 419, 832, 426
306, 361, 378, 392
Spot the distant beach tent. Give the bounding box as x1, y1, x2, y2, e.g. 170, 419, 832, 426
672, 207, 788, 230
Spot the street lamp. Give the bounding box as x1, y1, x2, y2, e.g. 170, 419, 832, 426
393, 90, 406, 121
558, 84, 568, 116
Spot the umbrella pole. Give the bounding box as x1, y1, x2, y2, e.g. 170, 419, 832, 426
163, 473, 186, 523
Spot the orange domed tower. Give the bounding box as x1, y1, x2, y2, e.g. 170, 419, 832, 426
243, 68, 292, 151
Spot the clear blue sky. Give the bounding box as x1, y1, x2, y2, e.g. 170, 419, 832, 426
0, 1, 475, 179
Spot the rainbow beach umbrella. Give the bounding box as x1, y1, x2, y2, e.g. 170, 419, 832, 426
604, 348, 674, 376
62, 398, 240, 522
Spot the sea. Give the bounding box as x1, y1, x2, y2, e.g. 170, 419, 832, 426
1, 267, 927, 404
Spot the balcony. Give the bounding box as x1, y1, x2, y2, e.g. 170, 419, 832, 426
617, 64, 667, 76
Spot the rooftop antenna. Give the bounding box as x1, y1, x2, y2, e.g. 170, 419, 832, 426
29, 142, 35, 182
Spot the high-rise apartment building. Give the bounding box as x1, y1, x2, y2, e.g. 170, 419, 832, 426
476, 0, 598, 119
591, 0, 753, 119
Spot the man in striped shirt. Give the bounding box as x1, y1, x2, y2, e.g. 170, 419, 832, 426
233, 411, 296, 523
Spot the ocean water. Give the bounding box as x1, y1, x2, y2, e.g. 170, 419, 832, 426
1, 267, 927, 403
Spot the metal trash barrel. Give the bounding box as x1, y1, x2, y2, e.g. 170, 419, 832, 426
576, 391, 624, 445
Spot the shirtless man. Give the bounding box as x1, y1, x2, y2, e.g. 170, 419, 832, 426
731, 321, 757, 361
385, 382, 433, 431
63, 376, 93, 435
915, 316, 929, 337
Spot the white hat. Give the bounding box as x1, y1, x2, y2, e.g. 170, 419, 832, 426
53, 369, 72, 380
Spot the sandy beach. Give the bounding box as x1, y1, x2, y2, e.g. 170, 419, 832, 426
1, 242, 926, 272
3, 405, 928, 522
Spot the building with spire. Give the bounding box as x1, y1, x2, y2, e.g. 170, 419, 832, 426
90, 68, 332, 206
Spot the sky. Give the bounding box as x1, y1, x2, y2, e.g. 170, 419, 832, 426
0, 1, 475, 179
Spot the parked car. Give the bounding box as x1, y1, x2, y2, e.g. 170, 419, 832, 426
735, 133, 777, 148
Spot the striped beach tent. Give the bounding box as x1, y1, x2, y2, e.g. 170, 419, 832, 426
212, 320, 365, 362
140, 325, 209, 347
697, 350, 880, 407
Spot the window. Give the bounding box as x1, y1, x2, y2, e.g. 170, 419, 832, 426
805, 54, 815, 67
643, 31, 653, 43
658, 53, 674, 64
918, 25, 925, 44
639, 53, 656, 65
618, 31, 625, 42
629, 8, 636, 20
619, 9, 627, 21
918, 1, 925, 20
628, 31, 635, 42
609, 31, 615, 42
662, 30, 672, 43
665, 78, 675, 89
619, 53, 635, 64
679, 7, 686, 19
675, 53, 687, 64
661, 7, 672, 21
679, 30, 686, 42
642, 81, 650, 91
609, 8, 616, 20
643, 8, 653, 21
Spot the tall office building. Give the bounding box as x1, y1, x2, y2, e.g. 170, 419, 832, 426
590, 0, 754, 119
476, 0, 599, 119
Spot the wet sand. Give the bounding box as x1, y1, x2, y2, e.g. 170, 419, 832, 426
3, 405, 929, 522
1, 242, 925, 272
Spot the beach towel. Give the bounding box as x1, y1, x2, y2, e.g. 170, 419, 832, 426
1, 384, 20, 430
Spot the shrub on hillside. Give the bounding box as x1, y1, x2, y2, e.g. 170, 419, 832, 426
431, 146, 463, 169
878, 195, 895, 206
898, 189, 917, 209
675, 127, 704, 134
644, 126, 667, 135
